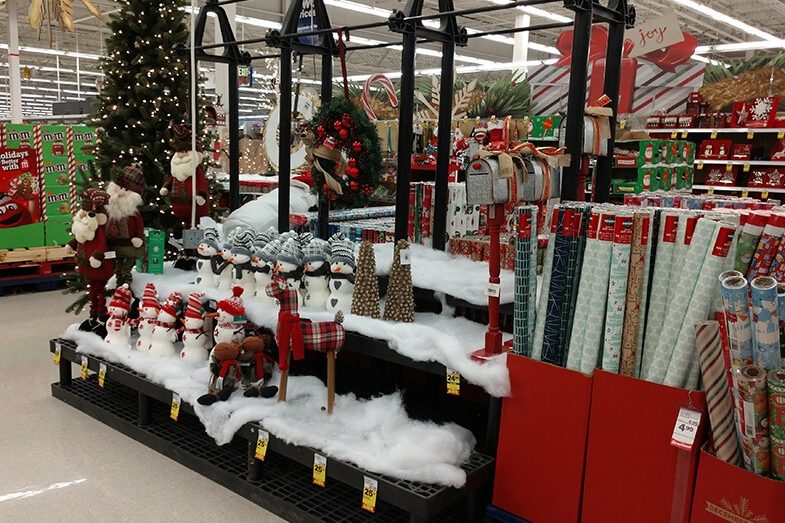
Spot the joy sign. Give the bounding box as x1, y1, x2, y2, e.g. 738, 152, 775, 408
627, 11, 684, 58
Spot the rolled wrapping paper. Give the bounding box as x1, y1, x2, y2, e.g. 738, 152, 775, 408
722, 276, 755, 368
531, 206, 559, 360
768, 369, 785, 480
768, 236, 785, 282
778, 283, 785, 365
578, 212, 616, 374
696, 321, 743, 466
734, 211, 768, 275
564, 205, 591, 354
666, 212, 697, 306
601, 213, 634, 373
634, 212, 656, 377
748, 213, 785, 278
737, 364, 770, 476
641, 211, 681, 377
513, 206, 538, 356
751, 276, 782, 372
527, 205, 537, 356
644, 217, 714, 384
664, 221, 736, 389
620, 211, 651, 377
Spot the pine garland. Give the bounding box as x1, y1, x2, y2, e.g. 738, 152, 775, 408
383, 240, 414, 323
351, 241, 381, 318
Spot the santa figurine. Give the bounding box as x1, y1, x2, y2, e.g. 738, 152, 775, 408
161, 122, 210, 228
104, 284, 133, 348
180, 292, 209, 363
302, 239, 330, 308
135, 282, 159, 351
106, 164, 146, 287
211, 286, 247, 346
274, 238, 304, 307
148, 292, 182, 358
68, 188, 114, 334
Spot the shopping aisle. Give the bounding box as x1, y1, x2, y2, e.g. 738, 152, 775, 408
0, 290, 284, 523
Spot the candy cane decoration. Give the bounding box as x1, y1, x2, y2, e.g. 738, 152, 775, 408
361, 74, 398, 120
67, 126, 77, 216
0, 123, 6, 148
34, 125, 47, 222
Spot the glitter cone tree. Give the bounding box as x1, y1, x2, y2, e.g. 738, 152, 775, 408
383, 240, 414, 323
351, 241, 381, 318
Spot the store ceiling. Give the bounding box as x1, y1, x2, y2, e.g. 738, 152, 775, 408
1, 0, 785, 118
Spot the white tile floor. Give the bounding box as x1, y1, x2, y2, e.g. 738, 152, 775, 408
0, 289, 285, 522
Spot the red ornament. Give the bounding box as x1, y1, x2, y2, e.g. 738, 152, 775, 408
339, 128, 350, 140
316, 125, 326, 136
346, 166, 359, 178
333, 120, 343, 131
342, 113, 352, 127
352, 141, 362, 153
349, 181, 359, 191
347, 157, 357, 168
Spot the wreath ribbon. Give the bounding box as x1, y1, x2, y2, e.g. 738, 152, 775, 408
307, 144, 345, 195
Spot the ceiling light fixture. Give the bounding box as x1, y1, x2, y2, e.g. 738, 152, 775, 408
671, 0, 785, 44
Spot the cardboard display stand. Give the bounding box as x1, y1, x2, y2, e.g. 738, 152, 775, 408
690, 449, 785, 523
493, 355, 593, 523
581, 370, 707, 523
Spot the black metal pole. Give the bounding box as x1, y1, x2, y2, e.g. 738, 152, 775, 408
318, 54, 333, 240
228, 61, 241, 211
560, 8, 592, 201
59, 355, 71, 387
138, 392, 152, 426
394, 30, 417, 241
278, 47, 293, 233
432, 40, 455, 251
593, 21, 625, 203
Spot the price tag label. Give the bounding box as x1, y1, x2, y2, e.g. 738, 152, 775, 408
170, 393, 181, 421
670, 407, 702, 450
670, 131, 677, 139
53, 342, 61, 365
619, 120, 626, 129
747, 130, 755, 139
696, 161, 703, 170
711, 130, 718, 138
742, 190, 749, 198
80, 356, 89, 380
313, 453, 327, 487
707, 187, 714, 196
743, 163, 750, 173
726, 162, 733, 172
486, 282, 501, 298
763, 191, 769, 199
400, 249, 411, 265
681, 131, 688, 139
98, 363, 107, 388
361, 477, 379, 513
779, 131, 785, 139
446, 369, 461, 396
255, 429, 269, 461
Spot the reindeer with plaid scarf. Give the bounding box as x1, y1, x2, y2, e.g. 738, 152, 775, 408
266, 275, 345, 414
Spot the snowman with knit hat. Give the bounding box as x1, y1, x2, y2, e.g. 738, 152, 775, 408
135, 282, 159, 351
255, 226, 278, 248
148, 291, 182, 358
275, 238, 305, 307
229, 227, 257, 296
105, 284, 133, 347
216, 227, 240, 291
253, 238, 282, 302
326, 239, 356, 313
195, 228, 222, 288
212, 286, 247, 346
180, 292, 209, 363
302, 239, 330, 308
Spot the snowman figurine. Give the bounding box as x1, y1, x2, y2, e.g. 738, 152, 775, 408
255, 226, 279, 248
302, 239, 330, 308
326, 239, 356, 313
253, 239, 282, 302
212, 286, 247, 346
195, 228, 222, 288
180, 292, 209, 363
216, 227, 240, 291
135, 282, 159, 351
104, 284, 133, 347
229, 228, 257, 296
148, 292, 182, 358
274, 238, 304, 307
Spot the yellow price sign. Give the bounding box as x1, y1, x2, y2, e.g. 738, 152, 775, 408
80, 356, 89, 380
670, 131, 677, 139
763, 191, 770, 199
681, 131, 688, 138
170, 393, 181, 421
778, 131, 785, 139
742, 190, 749, 198
446, 369, 461, 396
743, 163, 751, 173
254, 430, 269, 461
53, 343, 61, 365
696, 161, 704, 170
707, 187, 714, 196
98, 363, 107, 388
313, 454, 327, 487
619, 120, 626, 129
711, 130, 718, 138
361, 477, 379, 513
747, 130, 755, 139
726, 163, 733, 172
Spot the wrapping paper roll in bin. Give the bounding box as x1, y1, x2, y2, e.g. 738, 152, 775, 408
778, 283, 785, 364
734, 211, 768, 275
737, 364, 770, 476
751, 276, 782, 372
747, 213, 785, 278
620, 211, 650, 377
532, 207, 559, 360
721, 275, 755, 368
768, 368, 785, 480
513, 206, 538, 356
601, 213, 633, 374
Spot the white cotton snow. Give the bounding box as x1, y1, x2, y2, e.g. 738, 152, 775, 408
62, 325, 475, 487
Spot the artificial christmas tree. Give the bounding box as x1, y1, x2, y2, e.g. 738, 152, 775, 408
351, 240, 381, 319
383, 240, 414, 323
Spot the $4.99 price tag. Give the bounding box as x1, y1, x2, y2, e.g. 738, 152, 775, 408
361, 476, 379, 513
670, 407, 702, 450
53, 343, 61, 365
255, 429, 269, 461
446, 369, 461, 396
98, 363, 107, 388
80, 356, 89, 380
170, 393, 181, 421
313, 453, 327, 487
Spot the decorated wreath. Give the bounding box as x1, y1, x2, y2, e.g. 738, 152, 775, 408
305, 97, 382, 209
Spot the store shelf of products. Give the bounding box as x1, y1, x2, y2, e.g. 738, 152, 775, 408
695, 159, 785, 167
691, 184, 785, 194
637, 128, 785, 135
50, 339, 492, 523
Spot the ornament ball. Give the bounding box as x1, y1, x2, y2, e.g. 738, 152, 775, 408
352, 141, 362, 152
339, 129, 350, 140
316, 125, 326, 136
349, 181, 359, 191
333, 120, 343, 131
347, 157, 357, 167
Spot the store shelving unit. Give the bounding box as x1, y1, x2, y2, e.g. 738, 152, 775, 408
695, 159, 785, 167
639, 127, 785, 135
692, 184, 785, 195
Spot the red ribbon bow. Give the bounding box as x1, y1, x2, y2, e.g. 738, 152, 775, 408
277, 311, 305, 370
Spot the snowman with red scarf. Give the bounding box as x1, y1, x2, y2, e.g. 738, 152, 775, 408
211, 286, 247, 346
148, 292, 182, 358
135, 282, 159, 351
180, 292, 209, 363
104, 285, 133, 348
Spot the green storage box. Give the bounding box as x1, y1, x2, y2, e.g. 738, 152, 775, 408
41, 125, 68, 161
529, 115, 562, 139
0, 222, 45, 249
136, 228, 165, 274
3, 124, 33, 149
614, 139, 662, 168
44, 215, 72, 246
70, 126, 97, 161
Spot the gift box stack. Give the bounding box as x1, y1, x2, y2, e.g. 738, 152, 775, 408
624, 191, 781, 210
646, 93, 783, 131
611, 139, 694, 195
328, 217, 396, 244
408, 182, 483, 247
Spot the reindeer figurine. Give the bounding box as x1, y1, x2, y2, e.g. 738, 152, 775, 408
266, 275, 345, 414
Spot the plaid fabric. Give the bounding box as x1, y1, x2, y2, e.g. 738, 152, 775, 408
300, 319, 345, 353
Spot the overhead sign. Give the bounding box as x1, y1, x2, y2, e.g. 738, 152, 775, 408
297, 0, 319, 46
627, 11, 684, 58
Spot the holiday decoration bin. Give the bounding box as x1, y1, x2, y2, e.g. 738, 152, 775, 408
581, 370, 707, 523
493, 354, 593, 523
689, 449, 785, 523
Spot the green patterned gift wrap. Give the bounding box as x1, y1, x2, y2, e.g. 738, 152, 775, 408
601, 212, 634, 373
768, 369, 785, 480
734, 211, 767, 275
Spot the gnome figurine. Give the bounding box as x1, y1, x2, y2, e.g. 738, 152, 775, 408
104, 284, 133, 347
148, 292, 182, 358
302, 239, 330, 308
195, 228, 222, 287
180, 292, 209, 363
274, 238, 304, 307
229, 228, 257, 296
326, 239, 356, 313
135, 282, 159, 351
211, 286, 247, 346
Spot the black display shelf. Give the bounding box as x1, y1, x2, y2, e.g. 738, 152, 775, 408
344, 332, 446, 376
51, 339, 493, 523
